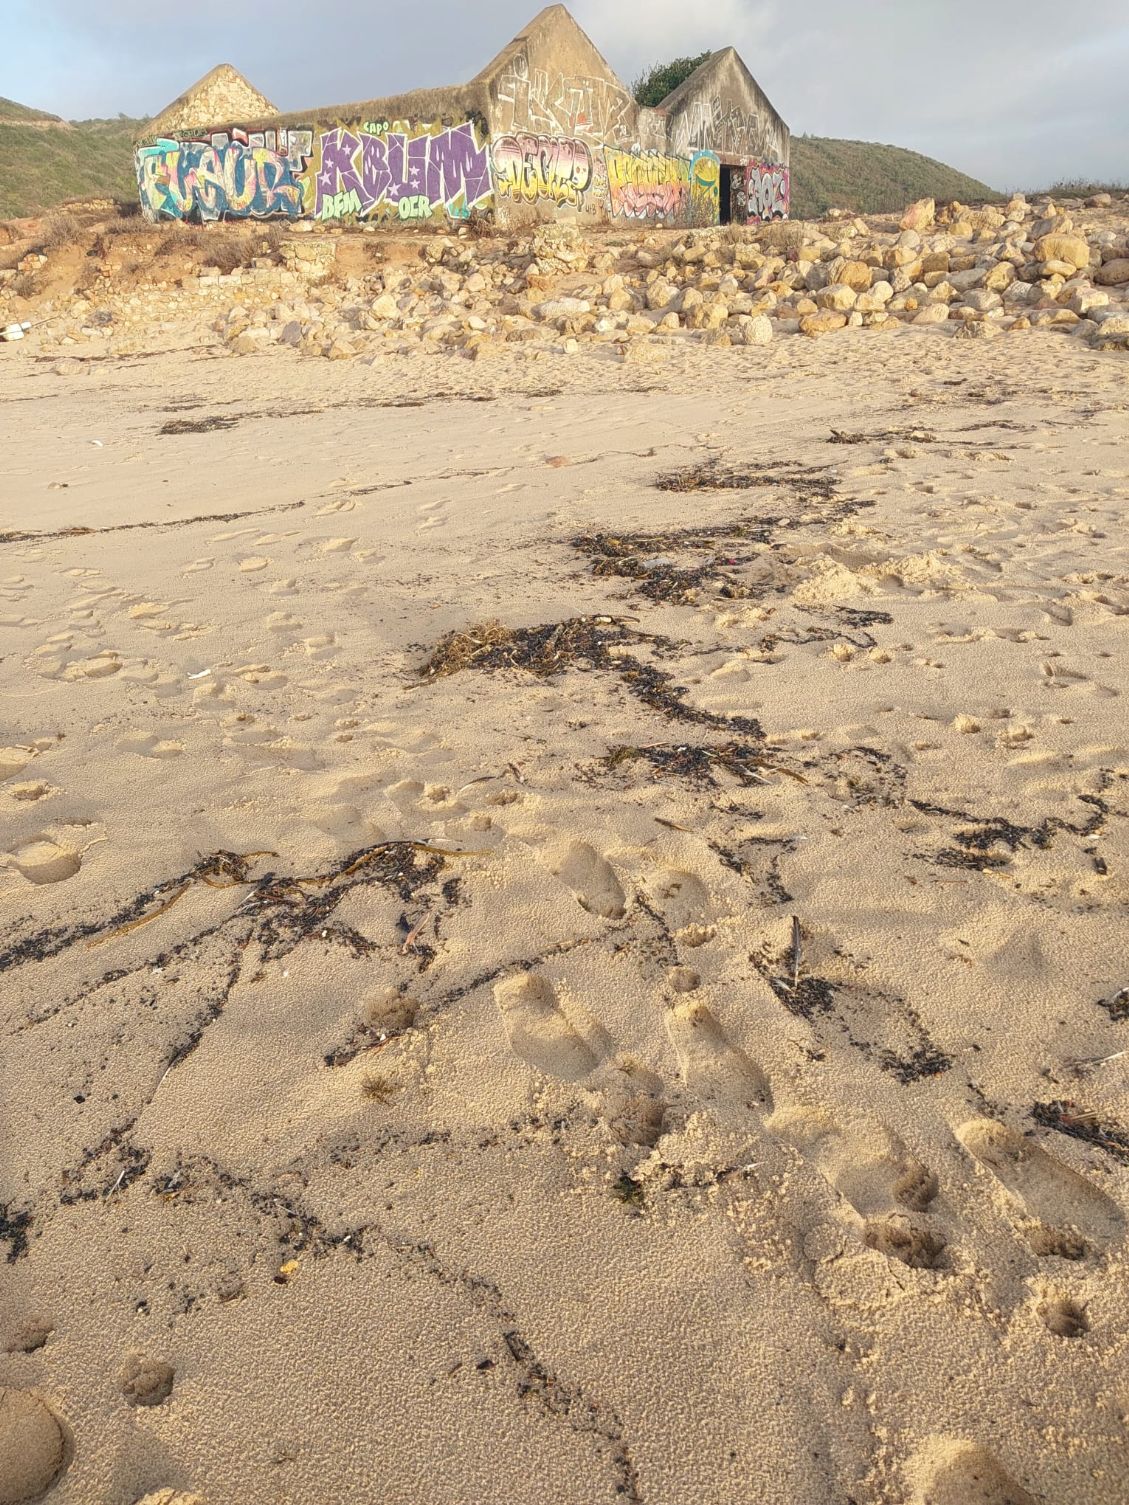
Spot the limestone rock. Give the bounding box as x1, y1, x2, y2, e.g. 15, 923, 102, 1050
369, 292, 399, 320
1034, 234, 1090, 270
1070, 288, 1109, 316
536, 296, 591, 320
830, 259, 872, 292
1095, 259, 1129, 286
800, 310, 848, 336
745, 315, 773, 345
0, 1389, 67, 1503
815, 283, 857, 312
900, 197, 935, 232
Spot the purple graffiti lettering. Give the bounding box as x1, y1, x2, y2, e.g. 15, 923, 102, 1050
315, 129, 370, 215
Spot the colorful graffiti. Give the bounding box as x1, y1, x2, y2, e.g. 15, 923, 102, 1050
690, 151, 721, 226
745, 161, 790, 222
491, 133, 592, 207
313, 122, 492, 221
496, 54, 632, 143
136, 129, 312, 221
604, 149, 691, 220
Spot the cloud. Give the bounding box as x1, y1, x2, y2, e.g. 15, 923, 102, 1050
3, 0, 1127, 188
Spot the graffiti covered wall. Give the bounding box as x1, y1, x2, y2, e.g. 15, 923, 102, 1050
136, 10, 791, 229
492, 133, 593, 208
137, 130, 313, 221
312, 122, 492, 221
744, 160, 790, 223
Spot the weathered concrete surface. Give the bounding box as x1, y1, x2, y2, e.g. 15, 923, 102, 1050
140, 64, 277, 144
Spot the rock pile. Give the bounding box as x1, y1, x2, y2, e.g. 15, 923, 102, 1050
211, 193, 1129, 359
3, 191, 1128, 361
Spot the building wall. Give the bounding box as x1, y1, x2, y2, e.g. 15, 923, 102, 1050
136, 22, 790, 228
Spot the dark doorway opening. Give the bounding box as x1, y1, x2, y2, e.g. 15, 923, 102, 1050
719, 164, 733, 224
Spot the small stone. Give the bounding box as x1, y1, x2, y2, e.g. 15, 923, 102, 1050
1095, 258, 1129, 287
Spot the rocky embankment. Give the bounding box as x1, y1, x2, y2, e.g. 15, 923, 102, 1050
2, 191, 1128, 361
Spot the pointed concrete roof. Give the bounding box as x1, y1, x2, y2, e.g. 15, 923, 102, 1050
658, 46, 784, 128
471, 4, 627, 91
140, 64, 276, 143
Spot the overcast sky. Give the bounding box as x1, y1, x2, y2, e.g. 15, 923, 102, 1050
5, 0, 1128, 190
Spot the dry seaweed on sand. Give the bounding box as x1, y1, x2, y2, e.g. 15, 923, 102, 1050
653, 458, 837, 499
420, 617, 764, 739
601, 740, 800, 788
1032, 1101, 1129, 1165
420, 616, 645, 679
570, 518, 774, 605
828, 427, 937, 445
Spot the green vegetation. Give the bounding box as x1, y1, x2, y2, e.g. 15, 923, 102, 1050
632, 53, 712, 108
0, 96, 63, 123
1034, 178, 1127, 198
789, 135, 996, 219
0, 113, 143, 219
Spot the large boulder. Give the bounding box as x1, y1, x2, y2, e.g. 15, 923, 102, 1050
1095, 258, 1129, 286
1034, 235, 1091, 270
816, 283, 858, 312
901, 197, 935, 232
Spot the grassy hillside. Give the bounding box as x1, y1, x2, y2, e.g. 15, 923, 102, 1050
0, 95, 63, 123
0, 96, 997, 223
0, 113, 142, 219
790, 136, 996, 219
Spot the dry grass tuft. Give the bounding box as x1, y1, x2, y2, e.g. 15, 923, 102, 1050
37, 212, 80, 252
361, 1071, 396, 1104
202, 231, 259, 275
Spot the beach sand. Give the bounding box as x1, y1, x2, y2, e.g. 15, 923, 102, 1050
1, 327, 1127, 1504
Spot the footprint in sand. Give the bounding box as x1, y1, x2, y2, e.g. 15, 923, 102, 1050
957, 1118, 1124, 1257
909, 1439, 1037, 1505
118, 733, 184, 760
9, 836, 82, 885
0, 746, 37, 781
416, 499, 447, 531
0, 1388, 69, 1498
62, 651, 123, 681
645, 866, 717, 945
238, 557, 269, 573
493, 972, 601, 1080
1035, 1288, 1090, 1339
772, 1107, 945, 1268
665, 1000, 772, 1115
548, 841, 626, 919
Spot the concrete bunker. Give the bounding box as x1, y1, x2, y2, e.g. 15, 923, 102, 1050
135, 5, 790, 229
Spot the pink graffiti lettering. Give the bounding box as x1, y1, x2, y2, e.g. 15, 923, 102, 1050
492, 134, 592, 207
746, 161, 790, 222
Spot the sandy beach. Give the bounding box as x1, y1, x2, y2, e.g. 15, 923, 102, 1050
1, 323, 1127, 1504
